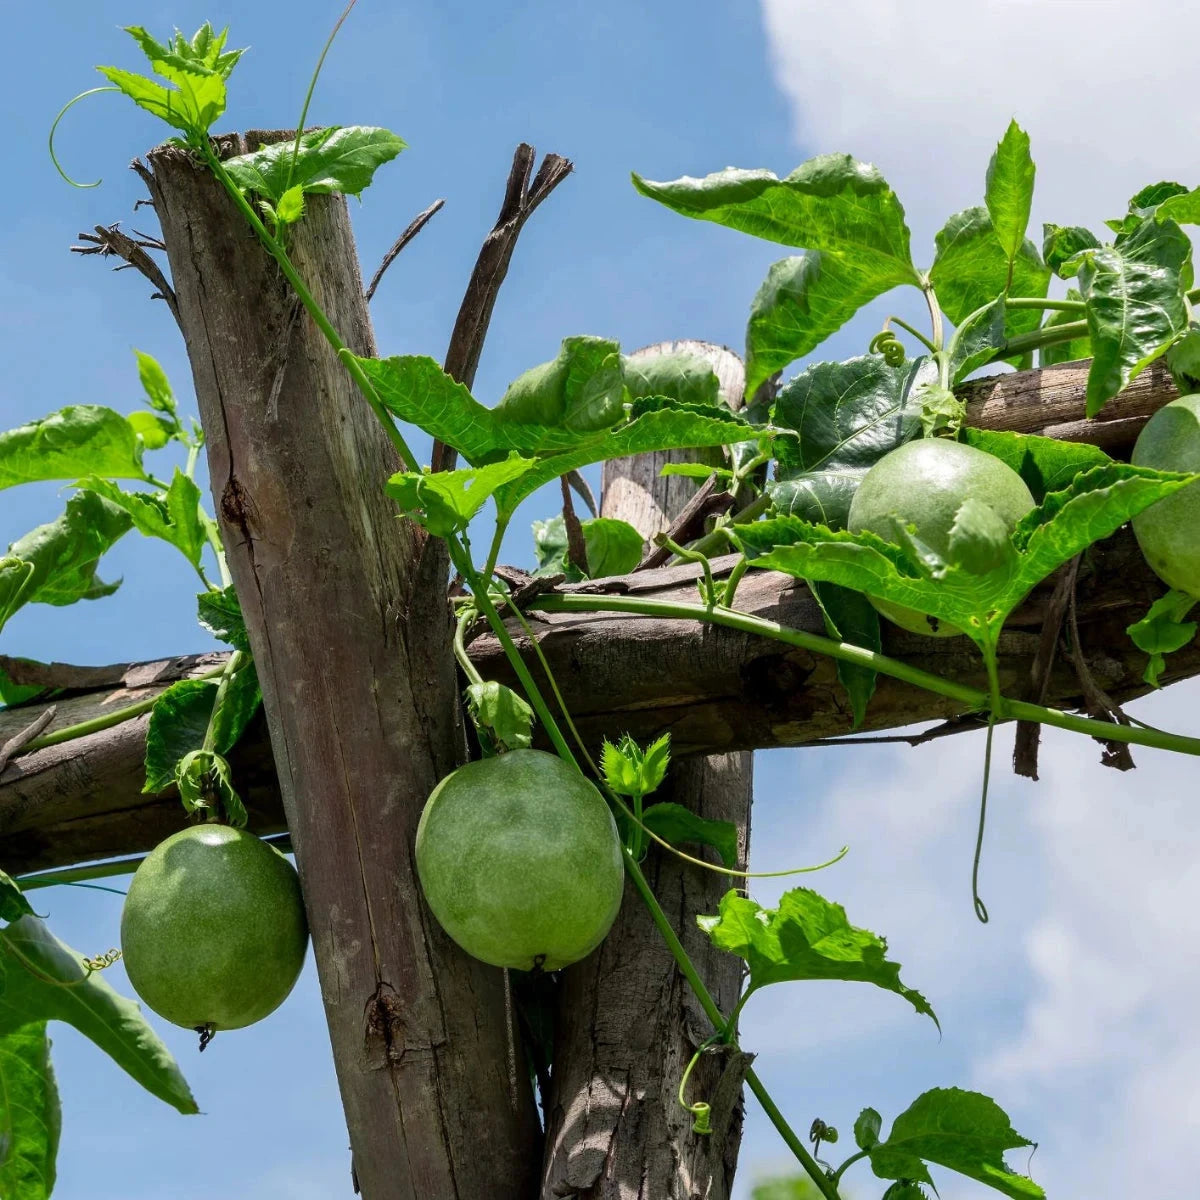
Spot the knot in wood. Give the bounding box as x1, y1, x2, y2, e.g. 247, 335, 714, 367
363, 981, 407, 1065
220, 476, 256, 541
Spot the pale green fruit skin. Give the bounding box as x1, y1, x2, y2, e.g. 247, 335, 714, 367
1132, 395, 1200, 597
121, 825, 309, 1031
848, 438, 1036, 637
416, 750, 625, 971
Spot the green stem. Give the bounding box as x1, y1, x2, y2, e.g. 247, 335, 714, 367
888, 316, 938, 354
530, 592, 1200, 758
202, 651, 246, 754
831, 1148, 869, 1185
1002, 319, 1088, 358
922, 279, 945, 352
746, 1070, 842, 1200
720, 556, 750, 609
481, 515, 511, 584
1006, 297, 1085, 313
683, 494, 772, 562
17, 666, 226, 756
185, 442, 202, 480
453, 612, 485, 687
972, 639, 1003, 924
202, 149, 419, 473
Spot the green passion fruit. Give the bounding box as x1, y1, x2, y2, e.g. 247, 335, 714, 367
121, 825, 309, 1032
1132, 395, 1200, 597
848, 438, 1036, 636
416, 749, 625, 971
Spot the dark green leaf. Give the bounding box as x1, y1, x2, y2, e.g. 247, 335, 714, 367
387, 456, 536, 536
810, 581, 879, 729
961, 427, 1112, 502
697, 888, 937, 1025
1039, 287, 1091, 366
465, 682, 535, 754
1126, 589, 1198, 686
0, 917, 196, 1113
1166, 323, 1200, 393
79, 470, 208, 568
1156, 187, 1200, 226
642, 803, 738, 868
869, 1088, 1044, 1199
623, 352, 721, 408
197, 586, 250, 651
0, 662, 48, 709
0, 872, 35, 925
579, 518, 644, 577
207, 658, 262, 758
223, 127, 407, 202
985, 121, 1035, 276
949, 296, 1007, 383
854, 1107, 883, 1151
494, 337, 626, 434
1077, 217, 1192, 416
1042, 225, 1100, 277
0, 1023, 60, 1200
0, 407, 147, 492
769, 355, 932, 527
134, 349, 177, 415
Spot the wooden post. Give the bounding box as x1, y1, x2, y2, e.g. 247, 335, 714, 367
143, 134, 539, 1199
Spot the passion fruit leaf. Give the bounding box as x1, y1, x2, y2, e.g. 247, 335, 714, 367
126, 22, 243, 80
868, 1088, 1044, 1199
134, 349, 177, 415
223, 127, 407, 203
697, 888, 937, 1026
984, 120, 1035, 276
1126, 589, 1198, 686
197, 585, 250, 650
961, 427, 1111, 502
465, 681, 535, 754
854, 1106, 883, 1151
881, 1182, 932, 1200
1156, 186, 1200, 226
276, 185, 305, 226
601, 732, 671, 797
0, 661, 50, 709
0, 407, 148, 492
0, 917, 196, 1114
809, 581, 879, 729
0, 1022, 60, 1200
0, 493, 132, 634
769, 355, 931, 527
494, 337, 626, 434
948, 499, 1017, 575
1076, 216, 1192, 416
532, 514, 645, 580
1039, 288, 1092, 367
949, 296, 1007, 383
915, 383, 966, 438
623, 351, 722, 408
0, 872, 35, 925
78, 470, 208, 568
641, 803, 738, 868
126, 410, 173, 450
387, 456, 536, 536
1042, 225, 1100, 277
176, 749, 247, 827
1165, 323, 1200, 393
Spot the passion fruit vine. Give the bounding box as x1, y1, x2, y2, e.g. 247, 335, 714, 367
416, 749, 625, 971
121, 825, 309, 1033
848, 438, 1036, 636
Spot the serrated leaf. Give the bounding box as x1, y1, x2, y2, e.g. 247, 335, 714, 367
0, 917, 196, 1113
769, 355, 932, 527
810, 581, 879, 728
854, 1106, 883, 1150
175, 748, 247, 827
78, 470, 207, 567
601, 732, 671, 797
623, 351, 722, 408
0, 493, 132, 633
697, 888, 937, 1024
869, 1088, 1044, 1199
275, 185, 305, 225
197, 585, 250, 650
387, 455, 536, 536
948, 499, 1017, 575
223, 127, 407, 203
495, 337, 627, 434
0, 872, 35, 925
1077, 216, 1192, 416
465, 682, 535, 754
0, 406, 147, 491
1042, 225, 1100, 277
641, 803, 738, 867
961, 427, 1112, 502
985, 120, 1035, 278
1039, 287, 1091, 366
1126, 589, 1198, 686
0, 1023, 60, 1200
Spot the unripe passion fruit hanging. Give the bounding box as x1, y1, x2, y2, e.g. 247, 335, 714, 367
416, 749, 625, 971
121, 825, 309, 1032
848, 439, 1036, 636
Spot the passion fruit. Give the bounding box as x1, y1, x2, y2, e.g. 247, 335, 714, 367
416, 749, 625, 971
121, 825, 309, 1032
1132, 395, 1200, 597
848, 438, 1036, 636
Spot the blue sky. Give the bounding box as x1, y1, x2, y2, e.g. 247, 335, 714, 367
4, 2, 1200, 1198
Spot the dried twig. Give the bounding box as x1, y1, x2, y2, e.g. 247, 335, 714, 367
433, 143, 574, 472
71, 222, 181, 329
0, 707, 56, 773
560, 476, 589, 577
364, 198, 445, 303
803, 713, 990, 749
635, 475, 735, 572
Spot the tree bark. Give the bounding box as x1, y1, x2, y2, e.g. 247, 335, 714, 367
540, 342, 752, 1199
141, 133, 538, 1199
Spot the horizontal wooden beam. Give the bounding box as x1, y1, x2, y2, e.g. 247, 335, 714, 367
0, 357, 1188, 875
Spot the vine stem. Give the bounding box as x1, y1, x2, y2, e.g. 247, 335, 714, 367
887, 317, 937, 354
1002, 319, 1088, 358
201, 651, 247, 753
1006, 297, 1085, 313
530, 591, 1200, 757
922, 278, 945, 352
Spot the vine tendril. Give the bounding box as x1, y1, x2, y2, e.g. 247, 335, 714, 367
49, 87, 119, 188
869, 329, 906, 366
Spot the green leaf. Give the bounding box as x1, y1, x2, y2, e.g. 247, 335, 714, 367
0, 872, 35, 925
175, 749, 247, 827
126, 411, 172, 450
126, 22, 243, 80
142, 665, 261, 794
275, 185, 305, 226
1076, 216, 1192, 416
601, 733, 671, 797
579, 518, 644, 577
869, 1088, 1044, 1199
495, 337, 627, 434
854, 1107, 883, 1151
769, 355, 931, 527
809, 581, 879, 729
0, 493, 132, 633
1042, 225, 1100, 277
1039, 287, 1091, 366
1166, 323, 1200, 393
961, 427, 1112, 502
623, 352, 721, 408
223, 127, 407, 203
930, 207, 1049, 349
949, 296, 1008, 383
0, 407, 147, 492
0, 662, 48, 710
133, 350, 177, 415
465, 682, 535, 754
1156, 187, 1200, 226
641, 803, 738, 868
79, 470, 208, 568
387, 456, 536, 536
0, 917, 196, 1113
882, 1182, 932, 1200
197, 586, 250, 650
984, 121, 1035, 278
1126, 589, 1198, 686
0, 1023, 60, 1200
698, 888, 937, 1024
